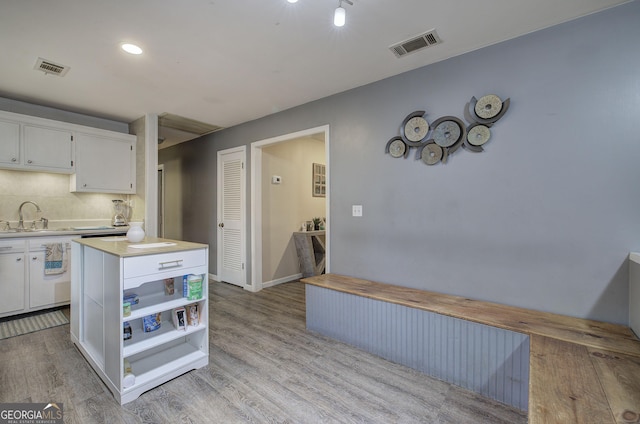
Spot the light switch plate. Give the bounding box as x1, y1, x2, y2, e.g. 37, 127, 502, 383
352, 205, 363, 217
271, 175, 282, 184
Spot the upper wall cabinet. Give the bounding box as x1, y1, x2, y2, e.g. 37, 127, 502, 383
0, 118, 21, 167
0, 110, 137, 194
0, 110, 73, 173
0, 115, 73, 173
70, 132, 136, 194
23, 124, 74, 172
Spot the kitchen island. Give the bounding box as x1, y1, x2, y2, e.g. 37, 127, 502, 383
70, 236, 209, 404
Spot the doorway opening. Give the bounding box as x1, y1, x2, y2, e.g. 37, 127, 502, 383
250, 125, 330, 291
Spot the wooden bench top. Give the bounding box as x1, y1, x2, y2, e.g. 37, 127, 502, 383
529, 335, 640, 424
302, 273, 640, 357
303, 273, 640, 424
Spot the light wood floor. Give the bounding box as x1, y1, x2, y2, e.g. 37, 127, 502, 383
0, 281, 527, 423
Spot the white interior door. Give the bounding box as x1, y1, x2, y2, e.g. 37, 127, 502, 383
217, 147, 246, 287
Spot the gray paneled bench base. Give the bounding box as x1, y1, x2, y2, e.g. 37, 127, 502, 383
303, 274, 640, 422
306, 284, 530, 410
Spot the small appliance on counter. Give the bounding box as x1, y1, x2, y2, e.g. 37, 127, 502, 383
112, 199, 128, 227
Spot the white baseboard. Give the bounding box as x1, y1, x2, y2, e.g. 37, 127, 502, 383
262, 273, 302, 289
209, 273, 300, 291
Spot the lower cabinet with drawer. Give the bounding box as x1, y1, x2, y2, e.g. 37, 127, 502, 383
0, 236, 72, 318
70, 236, 209, 405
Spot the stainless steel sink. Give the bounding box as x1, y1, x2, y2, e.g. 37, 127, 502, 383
24, 228, 72, 232
0, 228, 72, 234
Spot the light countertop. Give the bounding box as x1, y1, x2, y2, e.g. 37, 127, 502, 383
73, 236, 207, 257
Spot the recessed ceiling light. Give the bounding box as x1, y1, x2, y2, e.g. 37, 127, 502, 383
287, 0, 298, 3
121, 43, 143, 55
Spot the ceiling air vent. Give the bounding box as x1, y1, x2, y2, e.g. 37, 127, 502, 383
34, 57, 70, 76
390, 29, 442, 58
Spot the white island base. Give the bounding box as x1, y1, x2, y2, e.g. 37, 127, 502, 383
70, 236, 209, 404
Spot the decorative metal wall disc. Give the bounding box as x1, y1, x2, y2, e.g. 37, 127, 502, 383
432, 119, 463, 147
385, 136, 408, 158
467, 124, 491, 146
400, 111, 429, 145
421, 143, 443, 165
474, 94, 502, 119
389, 139, 407, 158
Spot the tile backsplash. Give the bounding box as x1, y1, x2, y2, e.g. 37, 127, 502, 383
0, 169, 137, 225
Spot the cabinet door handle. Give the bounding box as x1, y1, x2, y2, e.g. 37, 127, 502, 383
11, 158, 17, 162
16, 257, 22, 262
158, 259, 183, 270
32, 256, 38, 261
27, 160, 33, 164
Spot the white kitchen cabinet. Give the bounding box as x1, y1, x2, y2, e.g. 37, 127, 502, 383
71, 237, 209, 404
0, 110, 136, 193
0, 239, 26, 316
28, 237, 72, 309
22, 124, 74, 173
0, 236, 73, 318
70, 131, 136, 194
0, 118, 21, 167
0, 111, 74, 173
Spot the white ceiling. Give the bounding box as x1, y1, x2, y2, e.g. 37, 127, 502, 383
0, 0, 628, 139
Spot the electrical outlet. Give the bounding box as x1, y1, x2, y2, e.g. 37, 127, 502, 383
352, 205, 363, 217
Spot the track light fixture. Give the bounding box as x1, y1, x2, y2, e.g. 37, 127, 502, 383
334, 0, 353, 27
286, 0, 353, 27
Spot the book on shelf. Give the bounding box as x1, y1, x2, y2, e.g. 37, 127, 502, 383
186, 275, 203, 300
172, 307, 186, 331
186, 303, 199, 327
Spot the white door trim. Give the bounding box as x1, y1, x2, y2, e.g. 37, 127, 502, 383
250, 125, 330, 291
157, 164, 165, 238
144, 113, 158, 237
217, 145, 248, 289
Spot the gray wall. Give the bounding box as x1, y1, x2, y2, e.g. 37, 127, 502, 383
159, 139, 217, 249
160, 1, 640, 323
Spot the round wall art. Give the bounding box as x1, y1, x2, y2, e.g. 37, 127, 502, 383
384, 94, 510, 166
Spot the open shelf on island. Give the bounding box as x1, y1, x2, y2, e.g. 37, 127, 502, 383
122, 343, 208, 402
124, 293, 204, 322
124, 323, 206, 357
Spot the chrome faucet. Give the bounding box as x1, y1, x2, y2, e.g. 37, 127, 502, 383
18, 201, 42, 230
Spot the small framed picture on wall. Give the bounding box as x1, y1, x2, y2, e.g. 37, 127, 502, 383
312, 163, 326, 197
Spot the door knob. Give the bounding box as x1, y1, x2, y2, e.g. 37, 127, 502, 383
218, 223, 224, 228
